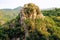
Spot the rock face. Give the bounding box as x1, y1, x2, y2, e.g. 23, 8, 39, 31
20, 3, 45, 40
20, 3, 44, 20
20, 3, 45, 26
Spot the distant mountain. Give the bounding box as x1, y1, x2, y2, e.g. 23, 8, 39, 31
1, 6, 22, 13
0, 6, 22, 25
14, 6, 22, 11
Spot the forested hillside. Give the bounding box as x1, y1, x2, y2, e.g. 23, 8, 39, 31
42, 8, 60, 27
0, 3, 60, 40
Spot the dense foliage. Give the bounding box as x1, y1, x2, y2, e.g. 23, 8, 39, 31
0, 5, 60, 40
42, 8, 60, 27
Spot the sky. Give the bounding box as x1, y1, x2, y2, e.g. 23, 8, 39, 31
0, 0, 60, 9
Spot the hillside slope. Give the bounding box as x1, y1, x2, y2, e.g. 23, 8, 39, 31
0, 3, 60, 40
0, 6, 22, 25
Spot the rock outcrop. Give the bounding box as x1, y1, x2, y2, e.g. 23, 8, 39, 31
19, 3, 45, 40
20, 3, 45, 20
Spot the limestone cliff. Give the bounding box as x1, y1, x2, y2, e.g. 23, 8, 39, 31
20, 3, 45, 20
19, 3, 45, 40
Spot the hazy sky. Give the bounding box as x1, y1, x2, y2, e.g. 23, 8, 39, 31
0, 0, 60, 9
